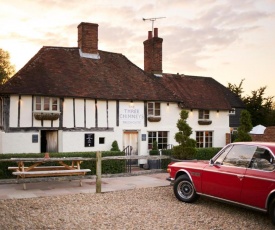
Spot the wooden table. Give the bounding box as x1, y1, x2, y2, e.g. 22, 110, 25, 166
8, 157, 91, 189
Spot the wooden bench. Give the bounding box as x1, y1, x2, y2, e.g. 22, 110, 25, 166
8, 166, 78, 171
12, 169, 91, 190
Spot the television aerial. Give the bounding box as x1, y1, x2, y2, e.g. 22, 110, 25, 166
142, 17, 166, 32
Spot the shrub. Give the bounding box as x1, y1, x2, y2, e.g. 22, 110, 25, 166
110, 140, 120, 151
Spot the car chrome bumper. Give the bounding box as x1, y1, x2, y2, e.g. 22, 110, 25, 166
166, 177, 174, 185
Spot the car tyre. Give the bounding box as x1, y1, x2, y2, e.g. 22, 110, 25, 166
173, 175, 199, 203
269, 198, 275, 225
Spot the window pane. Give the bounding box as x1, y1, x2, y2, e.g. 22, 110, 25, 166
155, 109, 160, 116
36, 96, 41, 111
199, 110, 203, 119
205, 110, 210, 119
148, 102, 154, 109
148, 108, 154, 116
44, 97, 50, 110
155, 103, 160, 109
52, 98, 58, 111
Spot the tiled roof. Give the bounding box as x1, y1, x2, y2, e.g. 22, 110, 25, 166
0, 46, 244, 110
159, 74, 244, 110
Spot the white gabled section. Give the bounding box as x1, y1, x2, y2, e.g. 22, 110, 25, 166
79, 49, 100, 59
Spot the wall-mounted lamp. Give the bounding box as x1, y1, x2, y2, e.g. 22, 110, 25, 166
130, 100, 134, 107
167, 102, 169, 106
217, 110, 219, 113
190, 109, 193, 112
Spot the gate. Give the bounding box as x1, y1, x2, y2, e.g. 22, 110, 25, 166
123, 145, 133, 173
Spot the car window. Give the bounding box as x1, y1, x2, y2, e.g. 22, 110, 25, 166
222, 145, 256, 168
250, 147, 275, 171
214, 145, 233, 165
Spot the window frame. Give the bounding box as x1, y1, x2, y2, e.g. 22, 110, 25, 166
147, 102, 161, 117
148, 131, 168, 150
229, 108, 236, 115
196, 131, 213, 148
198, 110, 210, 120
34, 96, 60, 113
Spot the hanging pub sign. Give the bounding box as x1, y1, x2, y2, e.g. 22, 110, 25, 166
85, 133, 95, 147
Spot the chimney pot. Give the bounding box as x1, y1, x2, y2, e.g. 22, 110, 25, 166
148, 31, 152, 39
154, 28, 158, 38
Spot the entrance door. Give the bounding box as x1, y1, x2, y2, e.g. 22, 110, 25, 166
123, 131, 138, 165
41, 130, 58, 153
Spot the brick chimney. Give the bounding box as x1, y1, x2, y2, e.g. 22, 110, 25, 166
143, 28, 163, 74
77, 22, 98, 54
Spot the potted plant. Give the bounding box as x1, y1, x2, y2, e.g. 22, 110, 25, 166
148, 140, 160, 169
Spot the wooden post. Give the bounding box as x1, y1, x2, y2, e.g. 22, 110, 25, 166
96, 151, 102, 193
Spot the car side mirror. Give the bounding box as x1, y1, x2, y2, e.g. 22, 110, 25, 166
209, 159, 214, 165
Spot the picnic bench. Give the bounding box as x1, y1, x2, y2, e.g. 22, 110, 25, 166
8, 157, 91, 189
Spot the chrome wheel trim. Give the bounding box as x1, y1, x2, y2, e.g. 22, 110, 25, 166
177, 180, 194, 199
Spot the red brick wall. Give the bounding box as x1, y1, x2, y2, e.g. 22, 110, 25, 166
226, 133, 231, 144
251, 126, 275, 142
77, 22, 98, 54
143, 28, 163, 74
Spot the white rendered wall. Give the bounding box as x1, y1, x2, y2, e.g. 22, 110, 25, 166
63, 98, 74, 127
2, 96, 230, 154
1, 132, 40, 153
188, 110, 230, 147
86, 99, 95, 128
61, 131, 115, 152
97, 100, 107, 127
75, 99, 84, 127
20, 96, 32, 127
9, 95, 18, 127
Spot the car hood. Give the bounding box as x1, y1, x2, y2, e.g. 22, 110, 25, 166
169, 160, 210, 170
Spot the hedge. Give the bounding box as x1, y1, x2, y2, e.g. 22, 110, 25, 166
160, 147, 222, 160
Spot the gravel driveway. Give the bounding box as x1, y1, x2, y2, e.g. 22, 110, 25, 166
0, 186, 273, 229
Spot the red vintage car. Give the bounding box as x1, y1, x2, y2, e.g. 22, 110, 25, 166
167, 142, 275, 224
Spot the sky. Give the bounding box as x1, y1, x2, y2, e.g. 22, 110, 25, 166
1, 0, 275, 97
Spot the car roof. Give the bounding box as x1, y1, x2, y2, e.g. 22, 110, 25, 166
232, 142, 275, 152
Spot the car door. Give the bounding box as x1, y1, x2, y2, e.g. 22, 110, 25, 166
241, 147, 275, 209
201, 144, 255, 203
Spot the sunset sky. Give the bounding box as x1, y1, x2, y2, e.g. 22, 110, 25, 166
1, 0, 275, 96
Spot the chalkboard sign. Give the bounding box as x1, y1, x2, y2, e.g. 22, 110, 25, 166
32, 134, 38, 143
85, 133, 95, 147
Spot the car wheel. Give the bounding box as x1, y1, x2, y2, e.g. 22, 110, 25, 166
269, 198, 275, 225
173, 175, 199, 203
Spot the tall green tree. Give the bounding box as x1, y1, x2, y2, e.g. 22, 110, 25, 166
234, 110, 252, 142
227, 80, 275, 126
243, 87, 274, 126
0, 48, 15, 84
227, 78, 245, 99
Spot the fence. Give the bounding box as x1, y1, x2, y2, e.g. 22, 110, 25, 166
96, 152, 170, 193
0, 153, 170, 193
